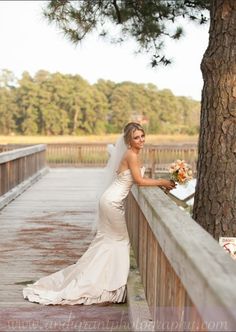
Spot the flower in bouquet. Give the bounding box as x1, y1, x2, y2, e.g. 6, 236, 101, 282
168, 159, 193, 184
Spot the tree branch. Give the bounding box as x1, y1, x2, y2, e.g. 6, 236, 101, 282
112, 0, 122, 24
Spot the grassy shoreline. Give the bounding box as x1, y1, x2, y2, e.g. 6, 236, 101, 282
0, 134, 198, 145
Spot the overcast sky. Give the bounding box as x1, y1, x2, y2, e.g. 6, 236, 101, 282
0, 1, 209, 101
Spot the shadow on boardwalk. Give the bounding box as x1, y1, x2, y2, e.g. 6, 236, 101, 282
0, 168, 130, 332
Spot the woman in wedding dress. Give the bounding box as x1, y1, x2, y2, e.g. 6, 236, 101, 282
23, 122, 175, 305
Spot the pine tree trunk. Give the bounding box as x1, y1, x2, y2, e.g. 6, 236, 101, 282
193, 0, 236, 239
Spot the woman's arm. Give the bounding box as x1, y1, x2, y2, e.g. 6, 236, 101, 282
128, 152, 176, 190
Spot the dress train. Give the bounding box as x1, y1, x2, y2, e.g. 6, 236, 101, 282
23, 167, 144, 305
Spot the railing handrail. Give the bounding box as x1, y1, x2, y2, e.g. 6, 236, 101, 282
0, 144, 46, 164
145, 143, 197, 148
131, 185, 236, 328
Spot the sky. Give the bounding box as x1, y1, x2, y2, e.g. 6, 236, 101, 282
0, 1, 209, 101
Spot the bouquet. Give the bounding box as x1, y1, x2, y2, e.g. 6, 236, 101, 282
168, 159, 193, 185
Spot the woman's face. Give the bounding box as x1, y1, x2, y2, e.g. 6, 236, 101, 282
130, 129, 145, 150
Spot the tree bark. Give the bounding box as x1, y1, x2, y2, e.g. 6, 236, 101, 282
72, 108, 79, 135
193, 0, 236, 239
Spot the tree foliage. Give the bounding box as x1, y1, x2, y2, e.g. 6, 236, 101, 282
43, 0, 210, 66
0, 69, 200, 136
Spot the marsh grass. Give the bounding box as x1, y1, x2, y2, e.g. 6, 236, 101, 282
47, 150, 107, 164
0, 134, 198, 145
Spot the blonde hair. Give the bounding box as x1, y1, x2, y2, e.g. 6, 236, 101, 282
123, 122, 145, 146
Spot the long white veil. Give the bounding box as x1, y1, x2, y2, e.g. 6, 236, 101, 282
92, 134, 127, 233
99, 134, 127, 196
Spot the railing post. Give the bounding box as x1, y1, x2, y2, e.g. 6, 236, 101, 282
78, 146, 82, 163
150, 148, 156, 179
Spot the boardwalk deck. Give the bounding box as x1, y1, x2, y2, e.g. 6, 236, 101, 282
0, 168, 130, 332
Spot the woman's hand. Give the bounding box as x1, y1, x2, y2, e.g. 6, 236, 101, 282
159, 179, 176, 191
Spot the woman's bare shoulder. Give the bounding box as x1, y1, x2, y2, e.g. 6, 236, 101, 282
124, 149, 138, 161
123, 150, 140, 170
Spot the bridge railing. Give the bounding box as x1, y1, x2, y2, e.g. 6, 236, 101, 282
126, 186, 236, 331
0, 143, 198, 173
0, 144, 47, 208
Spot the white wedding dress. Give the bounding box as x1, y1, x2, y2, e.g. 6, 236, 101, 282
23, 167, 145, 305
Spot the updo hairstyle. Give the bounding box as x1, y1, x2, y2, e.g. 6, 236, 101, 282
123, 122, 145, 146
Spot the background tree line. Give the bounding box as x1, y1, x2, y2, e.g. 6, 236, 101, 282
0, 69, 200, 136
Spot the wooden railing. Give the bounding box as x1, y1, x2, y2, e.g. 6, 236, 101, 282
0, 144, 47, 197
0, 143, 198, 173
126, 186, 236, 331
47, 143, 108, 167
46, 143, 198, 172
143, 144, 198, 177
0, 144, 29, 153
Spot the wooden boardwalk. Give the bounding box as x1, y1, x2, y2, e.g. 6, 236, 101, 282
0, 168, 130, 332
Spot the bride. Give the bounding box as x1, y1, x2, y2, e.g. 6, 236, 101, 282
23, 122, 175, 305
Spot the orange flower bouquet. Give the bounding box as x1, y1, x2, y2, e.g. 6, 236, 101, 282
168, 159, 193, 185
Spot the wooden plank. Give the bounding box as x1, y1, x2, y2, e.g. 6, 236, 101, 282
0, 144, 46, 164
146, 227, 157, 320
132, 197, 139, 261
138, 214, 147, 290
0, 167, 49, 210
